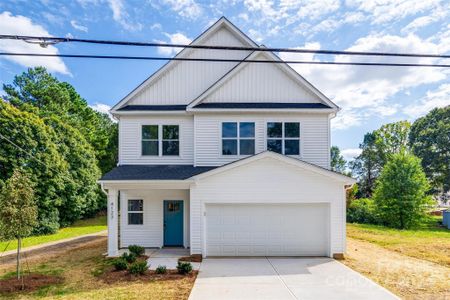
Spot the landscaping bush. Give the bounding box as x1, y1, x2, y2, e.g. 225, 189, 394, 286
347, 198, 378, 224
121, 252, 136, 263
155, 265, 167, 274
112, 258, 128, 271
128, 245, 145, 256
176, 261, 193, 275
128, 261, 148, 275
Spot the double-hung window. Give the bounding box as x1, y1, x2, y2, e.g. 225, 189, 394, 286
222, 122, 255, 155
267, 122, 300, 155
128, 199, 143, 225
142, 125, 179, 156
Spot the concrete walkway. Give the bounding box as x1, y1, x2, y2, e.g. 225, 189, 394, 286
0, 230, 107, 258
189, 258, 399, 300
144, 248, 201, 270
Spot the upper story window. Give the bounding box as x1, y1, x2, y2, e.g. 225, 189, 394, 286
128, 199, 143, 225
267, 122, 300, 155
222, 122, 255, 156
142, 125, 179, 156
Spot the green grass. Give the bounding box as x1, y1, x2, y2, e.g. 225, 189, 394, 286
347, 216, 450, 266
0, 215, 106, 253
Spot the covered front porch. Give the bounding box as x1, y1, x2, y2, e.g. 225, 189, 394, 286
101, 180, 192, 257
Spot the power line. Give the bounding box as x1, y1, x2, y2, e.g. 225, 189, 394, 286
1, 34, 449, 59
1, 52, 449, 67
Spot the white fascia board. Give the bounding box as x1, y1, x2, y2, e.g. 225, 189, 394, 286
111, 110, 189, 116
98, 180, 193, 190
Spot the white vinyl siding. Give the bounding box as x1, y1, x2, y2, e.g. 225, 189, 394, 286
120, 189, 190, 248
119, 115, 194, 165
194, 113, 330, 169
189, 156, 345, 257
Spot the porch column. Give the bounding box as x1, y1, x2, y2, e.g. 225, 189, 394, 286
107, 188, 119, 257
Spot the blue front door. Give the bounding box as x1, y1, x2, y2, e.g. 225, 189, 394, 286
163, 200, 184, 246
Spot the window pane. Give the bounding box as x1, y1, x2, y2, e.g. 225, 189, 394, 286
142, 141, 158, 155
163, 125, 179, 140
240, 139, 255, 155
267, 139, 282, 153
239, 122, 255, 138
128, 199, 143, 211
128, 213, 143, 225
163, 141, 179, 155
285, 122, 300, 138
222, 139, 237, 155
222, 122, 237, 138
142, 125, 158, 139
285, 140, 300, 155
267, 122, 282, 138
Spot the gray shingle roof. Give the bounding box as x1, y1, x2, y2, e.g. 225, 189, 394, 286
193, 102, 331, 109
100, 165, 217, 181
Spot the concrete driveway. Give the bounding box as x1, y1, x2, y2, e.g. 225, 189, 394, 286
189, 258, 399, 300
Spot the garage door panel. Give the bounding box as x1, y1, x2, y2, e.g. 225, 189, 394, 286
205, 203, 328, 256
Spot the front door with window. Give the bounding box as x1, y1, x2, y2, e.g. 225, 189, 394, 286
163, 200, 184, 246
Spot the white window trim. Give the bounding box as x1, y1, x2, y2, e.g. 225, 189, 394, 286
221, 121, 255, 157
266, 122, 301, 156
141, 124, 181, 157
128, 199, 144, 225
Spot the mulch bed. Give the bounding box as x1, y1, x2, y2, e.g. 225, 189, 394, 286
0, 273, 63, 293
178, 254, 202, 263
99, 269, 198, 284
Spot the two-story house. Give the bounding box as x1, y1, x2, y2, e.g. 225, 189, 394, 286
99, 17, 355, 259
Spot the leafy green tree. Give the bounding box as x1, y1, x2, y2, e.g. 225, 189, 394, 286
373, 152, 432, 229
351, 121, 411, 197
409, 106, 450, 199
0, 169, 38, 279
330, 146, 346, 174
3, 67, 118, 173
0, 101, 66, 233
43, 117, 103, 226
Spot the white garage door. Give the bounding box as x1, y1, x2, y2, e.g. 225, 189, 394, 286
205, 203, 329, 256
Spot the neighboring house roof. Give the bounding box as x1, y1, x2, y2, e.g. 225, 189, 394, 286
118, 105, 187, 111
100, 165, 217, 181
192, 151, 356, 184
193, 103, 331, 109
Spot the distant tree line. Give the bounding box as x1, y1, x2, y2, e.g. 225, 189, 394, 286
0, 67, 118, 234
331, 105, 449, 228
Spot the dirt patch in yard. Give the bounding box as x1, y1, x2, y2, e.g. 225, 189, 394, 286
343, 238, 450, 299
99, 269, 198, 285
0, 273, 63, 293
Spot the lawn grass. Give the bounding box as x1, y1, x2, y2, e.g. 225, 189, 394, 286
347, 217, 450, 266
0, 237, 196, 299
0, 215, 106, 253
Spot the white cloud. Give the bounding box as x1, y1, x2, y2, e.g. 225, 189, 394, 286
106, 0, 142, 31
90, 102, 115, 120
341, 148, 363, 161
161, 0, 202, 20
150, 23, 162, 31
70, 20, 88, 32
403, 84, 450, 118
0, 11, 70, 75
238, 13, 249, 22
156, 33, 192, 56
281, 33, 448, 130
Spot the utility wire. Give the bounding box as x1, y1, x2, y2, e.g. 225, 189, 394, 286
1, 52, 449, 67
1, 34, 450, 59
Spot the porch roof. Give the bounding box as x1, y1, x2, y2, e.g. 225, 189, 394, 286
100, 165, 217, 181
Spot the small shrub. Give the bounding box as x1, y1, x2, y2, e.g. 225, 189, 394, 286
128, 245, 145, 256
155, 265, 167, 274
128, 261, 148, 275
176, 261, 193, 275
347, 198, 377, 224
121, 252, 137, 263
112, 258, 128, 271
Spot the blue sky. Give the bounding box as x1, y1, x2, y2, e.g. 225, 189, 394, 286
1, 0, 449, 161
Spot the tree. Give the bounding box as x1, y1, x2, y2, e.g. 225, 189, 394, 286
0, 101, 66, 233
330, 146, 346, 173
409, 106, 450, 199
0, 169, 38, 279
3, 67, 118, 173
373, 152, 432, 229
350, 121, 411, 197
